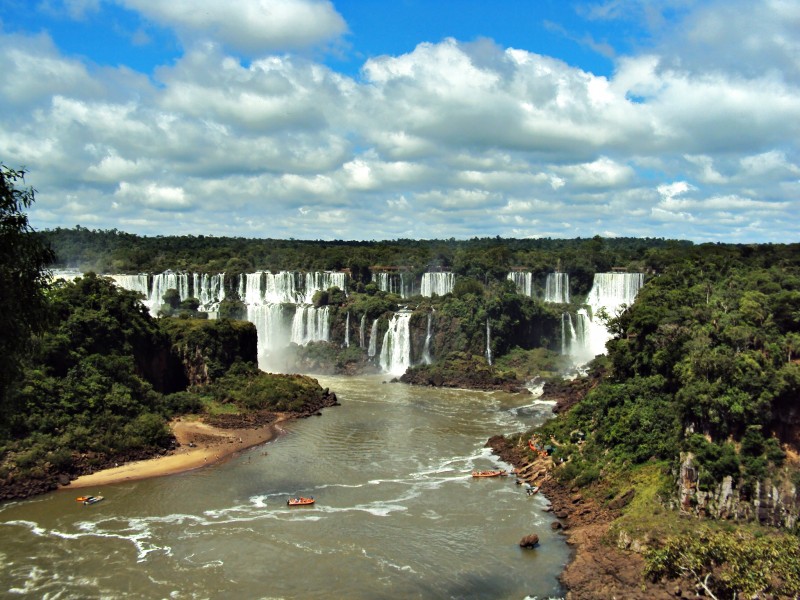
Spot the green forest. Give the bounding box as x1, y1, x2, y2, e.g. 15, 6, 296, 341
3, 167, 800, 596
0, 168, 339, 499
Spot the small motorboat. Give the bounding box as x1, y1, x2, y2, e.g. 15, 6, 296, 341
287, 496, 315, 506
471, 469, 507, 478
82, 496, 104, 505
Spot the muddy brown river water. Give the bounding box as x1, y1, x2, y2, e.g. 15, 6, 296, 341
0, 375, 569, 599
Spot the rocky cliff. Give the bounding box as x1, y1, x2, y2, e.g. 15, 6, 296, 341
677, 452, 800, 528
162, 318, 258, 385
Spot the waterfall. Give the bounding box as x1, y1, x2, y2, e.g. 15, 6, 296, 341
368, 319, 379, 358
485, 319, 493, 366
344, 312, 350, 348
576, 273, 644, 361
303, 271, 347, 304
375, 272, 408, 298
380, 311, 412, 376
147, 271, 184, 312
422, 310, 434, 364
238, 270, 348, 305
249, 303, 291, 371
359, 314, 366, 348
112, 271, 227, 315
290, 306, 330, 346
544, 272, 570, 304
263, 271, 302, 303
421, 272, 454, 297
192, 273, 225, 314
83, 269, 349, 371
242, 272, 265, 305
50, 270, 83, 283
237, 271, 344, 368
108, 274, 150, 304
585, 273, 644, 311
507, 272, 534, 297
561, 313, 580, 355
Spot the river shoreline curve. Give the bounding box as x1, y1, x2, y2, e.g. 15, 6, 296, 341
65, 415, 290, 489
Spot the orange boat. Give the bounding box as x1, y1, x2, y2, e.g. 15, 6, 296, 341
287, 496, 315, 506
471, 470, 507, 478
76, 496, 91, 502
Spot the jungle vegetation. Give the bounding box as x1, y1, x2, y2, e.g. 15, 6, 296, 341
518, 243, 800, 598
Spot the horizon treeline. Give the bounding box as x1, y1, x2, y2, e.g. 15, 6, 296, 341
40, 226, 692, 276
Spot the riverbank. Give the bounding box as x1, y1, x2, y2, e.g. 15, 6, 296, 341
62, 385, 340, 490
488, 435, 679, 599
67, 414, 289, 488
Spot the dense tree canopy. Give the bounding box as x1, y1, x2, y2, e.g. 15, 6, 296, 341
0, 166, 54, 417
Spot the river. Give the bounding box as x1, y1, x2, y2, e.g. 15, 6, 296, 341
0, 376, 569, 599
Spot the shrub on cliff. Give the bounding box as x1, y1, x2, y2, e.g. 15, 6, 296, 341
205, 362, 328, 412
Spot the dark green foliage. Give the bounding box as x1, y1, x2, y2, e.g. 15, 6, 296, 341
347, 293, 397, 321
5, 275, 171, 460
40, 227, 679, 277
159, 290, 208, 319
453, 277, 484, 297
163, 391, 204, 414
311, 287, 346, 307
1, 273, 325, 494
687, 435, 740, 490
537, 242, 800, 503
0, 166, 55, 416
539, 375, 681, 481
162, 288, 181, 309
401, 352, 521, 389
218, 297, 247, 320
494, 347, 571, 379
161, 317, 258, 381
206, 362, 328, 412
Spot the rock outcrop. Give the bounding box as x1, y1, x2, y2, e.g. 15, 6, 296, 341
163, 318, 258, 385
400, 354, 529, 393
677, 452, 800, 528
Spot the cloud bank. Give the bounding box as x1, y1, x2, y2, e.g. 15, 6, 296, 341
1, 0, 798, 242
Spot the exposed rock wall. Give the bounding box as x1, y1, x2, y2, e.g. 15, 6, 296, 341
677, 453, 800, 528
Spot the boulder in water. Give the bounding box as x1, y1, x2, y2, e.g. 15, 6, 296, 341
519, 533, 540, 548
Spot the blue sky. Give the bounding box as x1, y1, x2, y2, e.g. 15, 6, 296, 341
1, 0, 798, 242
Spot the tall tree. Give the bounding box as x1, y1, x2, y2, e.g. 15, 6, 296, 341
0, 166, 55, 415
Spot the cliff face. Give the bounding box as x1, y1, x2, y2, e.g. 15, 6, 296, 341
163, 319, 259, 386
138, 346, 189, 394
677, 453, 800, 528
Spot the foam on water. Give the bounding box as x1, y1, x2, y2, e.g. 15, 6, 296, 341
361, 548, 418, 574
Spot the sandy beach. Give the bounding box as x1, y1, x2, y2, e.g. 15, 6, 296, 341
68, 415, 290, 488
